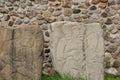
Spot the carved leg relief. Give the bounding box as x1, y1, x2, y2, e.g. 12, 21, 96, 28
50, 22, 104, 80
0, 26, 44, 80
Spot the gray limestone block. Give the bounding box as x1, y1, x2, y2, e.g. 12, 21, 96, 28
50, 21, 104, 80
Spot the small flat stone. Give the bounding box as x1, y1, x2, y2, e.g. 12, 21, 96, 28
117, 25, 120, 30
26, 12, 33, 19
49, 1, 61, 6
108, 0, 116, 6
44, 49, 50, 53
41, 24, 48, 30
0, 8, 9, 14
44, 43, 49, 48
17, 8, 23, 13
99, 2, 107, 9
8, 7, 14, 11
15, 19, 23, 25
13, 1, 19, 6
109, 34, 120, 43
45, 31, 50, 37
34, 0, 40, 4
73, 2, 79, 5
111, 28, 118, 34
53, 11, 62, 16
4, 14, 10, 21
36, 14, 43, 20
89, 5, 97, 10
29, 0, 35, 1
85, 0, 91, 6
116, 0, 120, 4
92, 0, 100, 4
8, 0, 16, 3
42, 11, 52, 18
0, 2, 4, 7
48, 7, 54, 12
0, 0, 4, 4
78, 3, 88, 9
27, 1, 33, 6
102, 25, 107, 31
107, 24, 115, 31
100, 0, 108, 3
90, 13, 100, 20
116, 67, 120, 72
19, 0, 25, 3
104, 32, 110, 41
44, 17, 56, 23
8, 21, 14, 26
101, 12, 108, 18
73, 8, 81, 14
62, 0, 72, 8
0, 13, 3, 19
63, 8, 72, 16
23, 17, 30, 24
0, 60, 4, 71
49, 0, 56, 1
40, 0, 48, 5
105, 61, 111, 68
107, 45, 118, 53
9, 11, 18, 16
41, 5, 48, 11
38, 20, 47, 25
105, 67, 118, 75
21, 3, 26, 9
113, 60, 120, 68
105, 52, 112, 60
105, 18, 113, 25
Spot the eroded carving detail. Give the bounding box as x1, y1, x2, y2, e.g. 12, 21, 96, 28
50, 22, 104, 80
0, 26, 44, 80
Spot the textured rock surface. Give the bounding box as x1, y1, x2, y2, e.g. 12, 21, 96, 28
0, 26, 44, 80
50, 21, 104, 80
0, 27, 12, 80
0, 0, 120, 75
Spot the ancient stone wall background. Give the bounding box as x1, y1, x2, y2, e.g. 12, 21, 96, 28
0, 0, 120, 75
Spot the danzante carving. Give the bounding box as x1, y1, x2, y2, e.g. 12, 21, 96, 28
50, 21, 104, 80
0, 25, 44, 80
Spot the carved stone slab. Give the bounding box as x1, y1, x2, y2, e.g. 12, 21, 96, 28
0, 28, 12, 80
0, 25, 44, 80
50, 22, 104, 80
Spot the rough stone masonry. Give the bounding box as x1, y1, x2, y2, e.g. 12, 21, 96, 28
50, 21, 104, 80
0, 0, 120, 75
0, 25, 44, 80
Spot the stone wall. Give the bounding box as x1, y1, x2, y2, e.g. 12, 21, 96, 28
0, 0, 120, 75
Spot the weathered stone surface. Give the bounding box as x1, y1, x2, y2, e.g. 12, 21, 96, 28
99, 2, 107, 9
92, 0, 100, 4
101, 12, 108, 18
4, 14, 10, 21
62, 0, 72, 8
73, 8, 81, 14
0, 25, 44, 80
89, 5, 97, 10
0, 27, 12, 80
105, 67, 118, 75
50, 21, 104, 80
100, 0, 108, 3
63, 8, 72, 16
